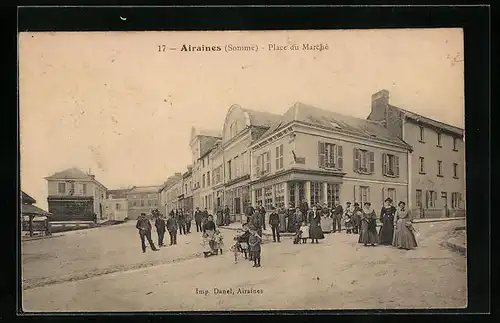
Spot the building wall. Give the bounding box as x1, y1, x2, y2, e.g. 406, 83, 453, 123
126, 192, 160, 220
199, 153, 214, 213
165, 180, 182, 215
404, 120, 465, 214
103, 198, 128, 221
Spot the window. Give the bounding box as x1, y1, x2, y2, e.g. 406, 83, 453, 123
148, 200, 152, 207
437, 133, 442, 147
256, 151, 271, 176
419, 126, 425, 142
441, 192, 448, 207
298, 182, 305, 202
310, 182, 322, 207
419, 157, 425, 174
274, 183, 285, 206
264, 186, 273, 210
319, 142, 343, 169
234, 156, 240, 178
453, 138, 458, 151
116, 203, 121, 210
426, 190, 437, 208
453, 163, 458, 178
58, 183, 66, 194
353, 148, 374, 174
387, 188, 396, 203
132, 200, 137, 207
202, 174, 206, 188
382, 153, 400, 177
327, 183, 340, 209
416, 189, 423, 208
227, 160, 232, 180
68, 182, 75, 195
241, 152, 248, 176
451, 192, 462, 209
276, 145, 284, 170
185, 184, 188, 194
255, 188, 263, 206
207, 171, 211, 186
154, 200, 157, 206
82, 183, 87, 195
437, 160, 443, 176
289, 183, 296, 207
360, 186, 370, 205
140, 200, 145, 207
264, 151, 271, 173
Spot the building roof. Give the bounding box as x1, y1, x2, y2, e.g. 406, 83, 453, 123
257, 102, 411, 148
200, 137, 219, 158
126, 186, 162, 194
390, 105, 464, 137
198, 128, 222, 138
21, 204, 51, 216
44, 167, 108, 189
243, 108, 282, 128
106, 189, 132, 199
21, 191, 36, 204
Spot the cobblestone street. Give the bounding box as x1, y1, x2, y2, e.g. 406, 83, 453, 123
22, 219, 466, 311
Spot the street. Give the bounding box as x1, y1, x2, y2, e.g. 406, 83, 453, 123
22, 219, 467, 311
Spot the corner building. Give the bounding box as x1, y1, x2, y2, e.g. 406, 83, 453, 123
249, 102, 411, 219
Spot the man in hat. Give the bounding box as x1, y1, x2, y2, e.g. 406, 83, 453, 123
258, 201, 267, 231
136, 213, 159, 253
332, 199, 344, 233
154, 213, 166, 247
352, 202, 362, 234
224, 205, 231, 226
194, 207, 202, 232
251, 208, 264, 237
268, 206, 280, 242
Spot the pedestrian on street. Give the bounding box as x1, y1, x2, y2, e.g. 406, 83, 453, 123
224, 205, 231, 226
258, 202, 267, 231
166, 213, 178, 245
201, 208, 209, 232
178, 209, 187, 235
308, 205, 325, 243
343, 202, 354, 234
294, 207, 304, 230
286, 204, 296, 233
185, 209, 193, 234
154, 213, 167, 247
320, 203, 333, 233
378, 198, 396, 245
358, 202, 378, 246
194, 207, 202, 232
136, 213, 159, 253
352, 202, 362, 234
248, 229, 262, 268
251, 208, 263, 237
392, 201, 418, 250
278, 203, 287, 233
299, 199, 309, 223
332, 199, 343, 233
269, 206, 281, 242
216, 208, 224, 226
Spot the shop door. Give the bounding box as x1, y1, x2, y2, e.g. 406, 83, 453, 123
234, 198, 241, 214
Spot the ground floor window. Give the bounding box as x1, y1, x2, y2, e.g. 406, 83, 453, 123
264, 186, 273, 210
242, 186, 250, 212
360, 186, 370, 205
298, 182, 305, 203
426, 190, 437, 208
289, 183, 296, 207
255, 188, 263, 207
387, 188, 396, 203
451, 192, 462, 209
327, 183, 340, 208
274, 183, 285, 207
416, 189, 422, 208
310, 181, 322, 207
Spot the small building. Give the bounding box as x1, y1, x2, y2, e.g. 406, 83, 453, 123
367, 89, 465, 218
21, 191, 51, 236
125, 185, 162, 220
104, 189, 131, 221
44, 168, 107, 221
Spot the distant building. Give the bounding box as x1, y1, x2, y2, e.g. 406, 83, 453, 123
160, 173, 183, 215
249, 102, 411, 222
181, 167, 194, 212
125, 185, 162, 220
44, 168, 107, 221
367, 89, 465, 217
104, 189, 131, 221
165, 177, 183, 215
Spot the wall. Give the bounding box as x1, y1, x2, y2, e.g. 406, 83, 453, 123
404, 120, 465, 212
126, 192, 160, 220
103, 198, 128, 221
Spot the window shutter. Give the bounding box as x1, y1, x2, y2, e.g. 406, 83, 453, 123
425, 191, 429, 208
353, 185, 357, 204
318, 142, 326, 168
337, 145, 343, 169
266, 151, 271, 172
382, 153, 387, 175
353, 148, 359, 172
367, 187, 371, 203
395, 156, 400, 177
369, 151, 375, 173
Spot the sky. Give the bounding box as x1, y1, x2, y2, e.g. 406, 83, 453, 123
19, 29, 464, 210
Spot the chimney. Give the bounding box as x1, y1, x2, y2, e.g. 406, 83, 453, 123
371, 89, 389, 108
369, 89, 390, 125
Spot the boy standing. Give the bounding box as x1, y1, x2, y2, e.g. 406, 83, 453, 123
248, 229, 262, 268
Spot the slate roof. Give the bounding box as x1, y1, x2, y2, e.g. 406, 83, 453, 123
21, 191, 36, 204
45, 168, 92, 180
127, 186, 162, 194
106, 189, 131, 199
257, 102, 411, 148
21, 204, 51, 216
243, 108, 282, 128
200, 137, 219, 158
197, 128, 221, 138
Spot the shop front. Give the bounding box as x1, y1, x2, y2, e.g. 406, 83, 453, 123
224, 184, 250, 223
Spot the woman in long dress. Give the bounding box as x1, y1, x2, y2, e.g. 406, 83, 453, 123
392, 201, 418, 250
358, 202, 378, 246
287, 207, 297, 233
378, 198, 396, 245
278, 204, 287, 233
308, 206, 325, 243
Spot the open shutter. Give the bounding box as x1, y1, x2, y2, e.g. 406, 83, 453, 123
382, 153, 387, 175
382, 187, 385, 205
367, 187, 371, 203
395, 156, 400, 177
318, 142, 325, 168
266, 151, 271, 172
337, 145, 343, 169
369, 151, 375, 173
425, 191, 430, 208
353, 148, 359, 172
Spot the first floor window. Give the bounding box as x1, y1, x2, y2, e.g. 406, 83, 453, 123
327, 183, 340, 209
140, 200, 145, 207
419, 157, 425, 173
58, 182, 66, 194
264, 186, 273, 210
148, 200, 152, 207
276, 145, 284, 170
416, 189, 422, 208
354, 149, 374, 174
255, 188, 263, 206
274, 183, 285, 207
382, 153, 400, 177
116, 203, 121, 210
426, 190, 437, 208
310, 182, 322, 207
82, 183, 87, 195
437, 160, 443, 176
453, 163, 458, 178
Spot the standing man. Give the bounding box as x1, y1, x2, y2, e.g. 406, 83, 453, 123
251, 208, 263, 237
201, 208, 209, 232
246, 204, 255, 224
185, 209, 192, 234
178, 209, 186, 235
332, 199, 344, 233
166, 212, 178, 245
194, 207, 202, 232
300, 199, 309, 224
136, 213, 159, 253
154, 213, 166, 247
224, 205, 231, 226
269, 206, 281, 243
258, 202, 267, 231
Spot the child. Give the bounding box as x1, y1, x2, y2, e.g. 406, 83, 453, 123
293, 224, 302, 244
238, 226, 250, 259
248, 229, 262, 268
214, 229, 224, 255
343, 212, 354, 234
201, 232, 212, 258
299, 222, 310, 244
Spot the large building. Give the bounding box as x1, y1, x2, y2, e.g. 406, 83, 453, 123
104, 189, 131, 221
249, 102, 411, 225
367, 89, 465, 217
44, 168, 107, 221
125, 185, 162, 219
159, 173, 183, 214
210, 139, 225, 212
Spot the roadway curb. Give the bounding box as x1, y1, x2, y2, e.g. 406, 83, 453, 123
413, 217, 465, 223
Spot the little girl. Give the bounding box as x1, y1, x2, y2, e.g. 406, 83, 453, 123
201, 232, 212, 257
299, 222, 310, 244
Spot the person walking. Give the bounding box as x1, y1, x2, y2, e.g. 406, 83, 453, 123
269, 206, 281, 242
379, 198, 396, 245
224, 205, 231, 226
154, 214, 166, 247
278, 203, 287, 233
136, 213, 159, 253
358, 202, 378, 246
308, 205, 325, 243
392, 201, 418, 250
194, 207, 202, 232
331, 199, 343, 233
258, 202, 267, 231
166, 213, 178, 245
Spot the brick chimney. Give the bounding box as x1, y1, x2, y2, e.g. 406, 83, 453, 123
368, 89, 390, 124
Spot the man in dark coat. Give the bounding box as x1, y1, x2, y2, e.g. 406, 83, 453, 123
258, 202, 267, 231
154, 214, 166, 247
269, 206, 280, 242
136, 213, 159, 253
201, 208, 209, 232
299, 199, 309, 223
246, 204, 255, 224
194, 207, 202, 232
286, 203, 296, 233
251, 208, 264, 237
185, 209, 192, 234
177, 209, 186, 235
224, 205, 231, 226
332, 199, 344, 233
166, 213, 178, 245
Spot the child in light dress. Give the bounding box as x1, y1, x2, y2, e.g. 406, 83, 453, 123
299, 222, 310, 244
201, 232, 212, 257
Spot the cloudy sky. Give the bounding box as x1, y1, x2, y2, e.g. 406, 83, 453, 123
19, 29, 464, 209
